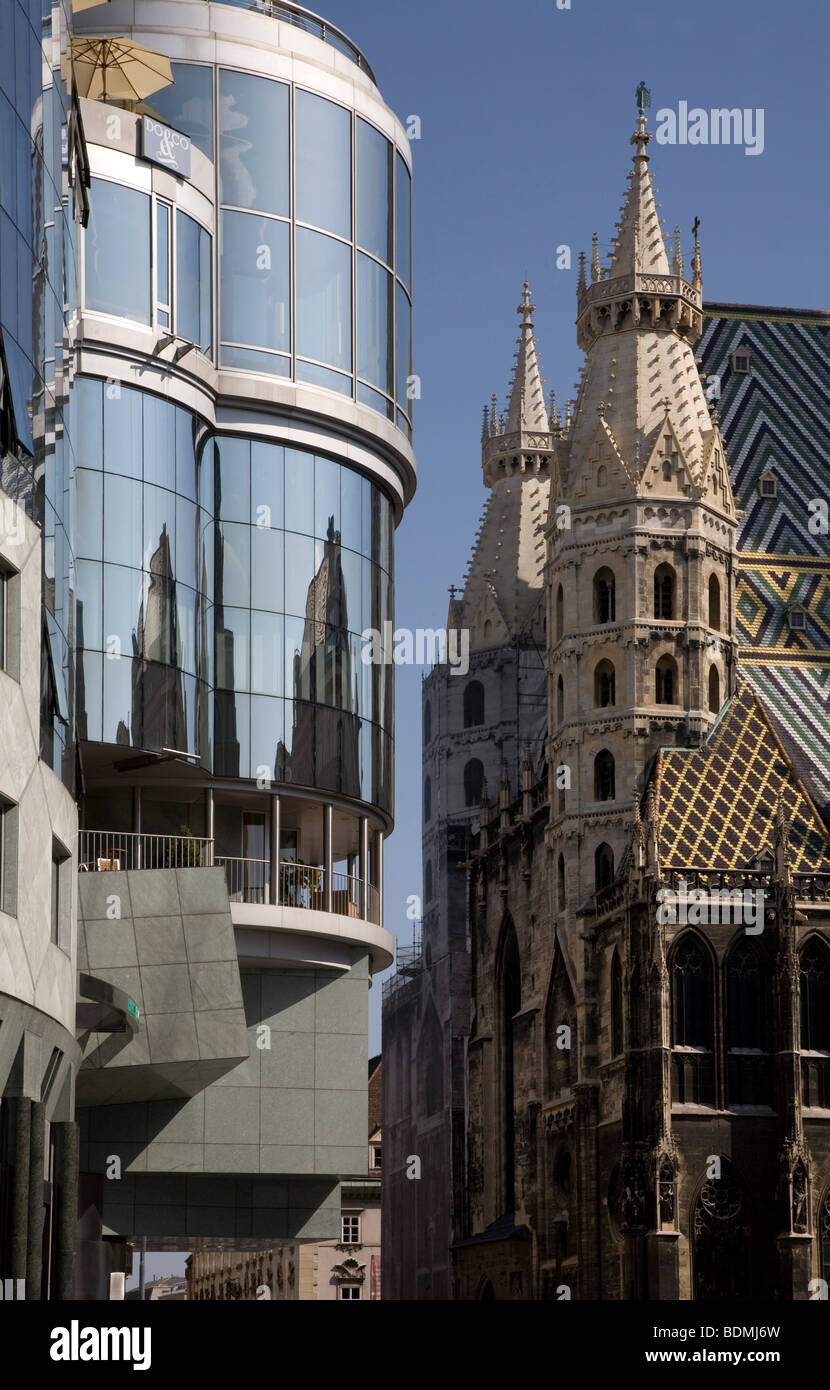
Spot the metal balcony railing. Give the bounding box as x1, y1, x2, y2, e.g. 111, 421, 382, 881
79, 829, 213, 871
79, 833, 381, 924
208, 0, 376, 81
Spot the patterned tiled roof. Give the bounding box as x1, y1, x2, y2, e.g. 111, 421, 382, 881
699, 307, 830, 823
655, 683, 830, 871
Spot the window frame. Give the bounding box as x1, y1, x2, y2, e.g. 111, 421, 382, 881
341, 1212, 361, 1246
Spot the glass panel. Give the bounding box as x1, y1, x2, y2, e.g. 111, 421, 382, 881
284, 616, 311, 702
215, 436, 250, 522
147, 61, 215, 161
284, 532, 315, 618
284, 449, 314, 536
143, 393, 176, 491
176, 407, 199, 498
217, 521, 250, 607
76, 376, 103, 469
295, 90, 351, 239
296, 227, 351, 371
250, 695, 285, 779
357, 253, 392, 393
143, 484, 177, 575
103, 565, 141, 661
356, 118, 392, 264
251, 610, 283, 695
176, 210, 212, 353
74, 560, 102, 651
215, 606, 249, 690
357, 382, 393, 418
85, 179, 151, 324
339, 546, 361, 633
104, 476, 142, 569
219, 70, 289, 216
176, 495, 198, 589
295, 361, 352, 395
250, 442, 284, 532
340, 467, 362, 554
75, 469, 103, 560
102, 651, 134, 744
220, 344, 290, 376
78, 651, 103, 742
214, 689, 249, 778
314, 454, 340, 542
103, 386, 142, 479
156, 202, 170, 310
220, 210, 290, 353
251, 526, 284, 613
395, 153, 411, 289
396, 281, 412, 411
142, 570, 177, 665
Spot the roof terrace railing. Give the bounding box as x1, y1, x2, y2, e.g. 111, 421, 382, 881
208, 0, 376, 82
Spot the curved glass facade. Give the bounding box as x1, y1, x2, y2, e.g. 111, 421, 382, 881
73, 377, 395, 812
82, 60, 413, 437
0, 1, 79, 784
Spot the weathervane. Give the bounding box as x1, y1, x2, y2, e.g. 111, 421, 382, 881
635, 81, 651, 117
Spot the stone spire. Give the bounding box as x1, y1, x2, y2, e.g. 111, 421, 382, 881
456, 284, 554, 649
504, 283, 549, 435
564, 106, 735, 520
607, 114, 670, 278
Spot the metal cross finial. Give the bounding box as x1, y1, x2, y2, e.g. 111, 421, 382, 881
636, 81, 651, 116
448, 585, 457, 601
692, 216, 700, 241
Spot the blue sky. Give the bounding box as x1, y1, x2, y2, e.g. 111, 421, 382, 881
135, 0, 828, 1283
313, 0, 830, 1051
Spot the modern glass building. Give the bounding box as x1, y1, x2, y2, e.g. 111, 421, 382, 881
0, 0, 412, 1298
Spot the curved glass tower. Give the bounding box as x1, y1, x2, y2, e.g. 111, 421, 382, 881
0, 0, 414, 1294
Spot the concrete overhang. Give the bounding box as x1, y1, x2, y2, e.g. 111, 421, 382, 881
230, 902, 394, 974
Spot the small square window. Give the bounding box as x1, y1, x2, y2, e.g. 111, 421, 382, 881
341, 1214, 361, 1245
340, 1285, 361, 1300
788, 607, 806, 631
758, 472, 777, 498
732, 350, 751, 374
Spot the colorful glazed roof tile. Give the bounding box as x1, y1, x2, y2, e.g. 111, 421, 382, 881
699, 306, 830, 825
654, 682, 830, 871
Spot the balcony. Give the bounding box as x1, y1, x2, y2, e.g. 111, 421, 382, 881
79, 830, 381, 925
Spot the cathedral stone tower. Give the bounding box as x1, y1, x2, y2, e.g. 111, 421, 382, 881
548, 113, 739, 911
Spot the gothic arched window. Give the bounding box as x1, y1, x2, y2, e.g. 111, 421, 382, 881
821, 1189, 830, 1284
557, 675, 564, 724
800, 938, 830, 1052
556, 585, 564, 641
546, 951, 576, 1097
656, 654, 678, 705
463, 758, 484, 807
708, 666, 720, 714
594, 749, 615, 801
595, 842, 614, 890
725, 936, 770, 1107
708, 574, 721, 631
594, 659, 616, 707
423, 776, 431, 823
424, 859, 433, 902
654, 563, 676, 619
671, 933, 715, 1105
557, 853, 565, 909
597, 464, 607, 488
594, 567, 616, 624
693, 1162, 753, 1300
611, 949, 623, 1057
662, 458, 672, 482
463, 680, 485, 729
423, 699, 431, 745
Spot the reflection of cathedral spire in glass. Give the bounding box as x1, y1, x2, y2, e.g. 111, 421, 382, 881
286, 513, 360, 796
132, 522, 186, 749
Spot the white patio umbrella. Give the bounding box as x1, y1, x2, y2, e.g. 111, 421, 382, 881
66, 36, 174, 104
